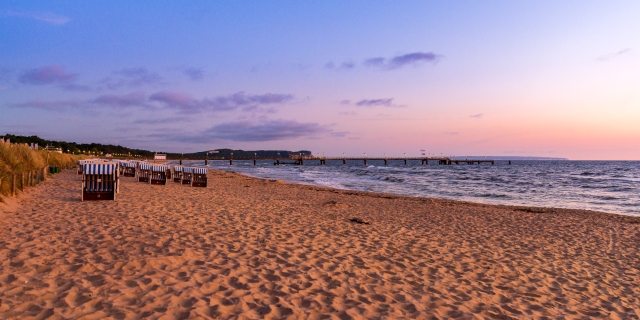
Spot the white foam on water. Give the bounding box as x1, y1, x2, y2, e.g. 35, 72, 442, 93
171, 160, 640, 216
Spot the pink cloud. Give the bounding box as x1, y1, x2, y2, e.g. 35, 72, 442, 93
93, 92, 147, 107
19, 65, 77, 85
149, 91, 194, 107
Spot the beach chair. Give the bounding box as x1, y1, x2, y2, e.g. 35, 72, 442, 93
123, 162, 137, 177
150, 164, 169, 185
182, 167, 193, 185
77, 160, 85, 175
192, 167, 208, 187
138, 163, 151, 183
173, 166, 183, 183
82, 163, 119, 201
77, 159, 94, 175
116, 160, 127, 175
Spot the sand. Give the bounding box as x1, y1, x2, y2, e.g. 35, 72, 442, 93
1, 169, 639, 319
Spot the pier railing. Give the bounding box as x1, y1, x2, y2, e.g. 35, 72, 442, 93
155, 156, 495, 166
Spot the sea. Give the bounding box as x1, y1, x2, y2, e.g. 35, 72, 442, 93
173, 160, 640, 216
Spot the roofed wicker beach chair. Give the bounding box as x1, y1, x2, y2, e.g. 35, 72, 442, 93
138, 162, 151, 183
82, 162, 119, 201
173, 166, 183, 183
77, 159, 96, 175
116, 160, 128, 175
150, 164, 170, 185
192, 167, 208, 187
123, 162, 137, 177
182, 167, 193, 185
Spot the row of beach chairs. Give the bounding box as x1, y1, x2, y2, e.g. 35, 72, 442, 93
80, 160, 208, 201
173, 166, 208, 187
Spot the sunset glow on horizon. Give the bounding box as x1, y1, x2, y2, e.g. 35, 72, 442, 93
1, 1, 639, 160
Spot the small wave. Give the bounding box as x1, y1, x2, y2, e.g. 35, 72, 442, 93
382, 176, 404, 183
478, 193, 510, 198
596, 196, 618, 201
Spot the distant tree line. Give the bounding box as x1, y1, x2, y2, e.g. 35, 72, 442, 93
2, 134, 312, 159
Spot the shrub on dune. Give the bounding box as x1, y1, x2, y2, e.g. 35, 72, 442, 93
0, 142, 82, 199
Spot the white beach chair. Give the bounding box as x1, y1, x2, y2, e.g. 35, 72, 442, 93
123, 162, 137, 177
150, 164, 169, 185
82, 163, 119, 201
182, 167, 193, 185
173, 166, 183, 183
77, 159, 97, 175
192, 167, 208, 187
138, 163, 151, 183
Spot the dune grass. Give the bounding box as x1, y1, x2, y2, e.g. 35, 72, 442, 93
0, 142, 83, 199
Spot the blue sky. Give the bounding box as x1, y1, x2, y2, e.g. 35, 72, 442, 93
1, 1, 639, 159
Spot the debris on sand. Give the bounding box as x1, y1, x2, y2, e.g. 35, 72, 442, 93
349, 218, 370, 225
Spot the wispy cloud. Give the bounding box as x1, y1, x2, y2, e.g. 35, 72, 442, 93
11, 99, 82, 111
204, 119, 330, 141
93, 92, 147, 107
102, 67, 163, 89
470, 113, 483, 119
19, 65, 77, 85
363, 57, 385, 67
339, 111, 357, 116
11, 92, 146, 111
596, 48, 631, 61
183, 67, 204, 80
150, 91, 294, 113
444, 131, 459, 135
149, 119, 337, 143
149, 91, 194, 109
364, 52, 441, 69
6, 11, 71, 25
355, 98, 394, 107
325, 61, 356, 70
61, 83, 91, 92
133, 116, 190, 124
330, 131, 349, 137
12, 90, 295, 114
343, 98, 407, 108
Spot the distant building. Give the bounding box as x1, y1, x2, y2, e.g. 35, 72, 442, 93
44, 146, 63, 153
154, 154, 167, 160
105, 154, 113, 158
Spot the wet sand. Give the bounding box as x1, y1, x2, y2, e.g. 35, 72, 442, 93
1, 169, 639, 319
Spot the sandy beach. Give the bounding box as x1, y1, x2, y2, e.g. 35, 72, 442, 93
1, 169, 639, 319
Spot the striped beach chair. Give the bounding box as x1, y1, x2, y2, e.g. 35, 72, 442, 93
82, 163, 119, 201
192, 167, 208, 187
138, 163, 151, 183
182, 167, 193, 185
77, 159, 96, 175
150, 164, 169, 185
173, 166, 183, 183
123, 162, 137, 177
116, 160, 128, 175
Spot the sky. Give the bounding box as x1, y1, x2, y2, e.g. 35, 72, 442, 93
1, 1, 639, 159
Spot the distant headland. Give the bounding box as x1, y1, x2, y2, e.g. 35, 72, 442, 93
1, 134, 311, 159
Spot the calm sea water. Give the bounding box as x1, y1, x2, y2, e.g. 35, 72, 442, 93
174, 160, 640, 216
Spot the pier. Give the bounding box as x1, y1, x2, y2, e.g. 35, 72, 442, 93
155, 156, 495, 166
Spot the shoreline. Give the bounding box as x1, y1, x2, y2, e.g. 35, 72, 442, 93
1, 169, 639, 318
200, 161, 640, 218
225, 168, 640, 221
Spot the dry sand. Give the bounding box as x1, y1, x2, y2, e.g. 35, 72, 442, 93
1, 169, 640, 319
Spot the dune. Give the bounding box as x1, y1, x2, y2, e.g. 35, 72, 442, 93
1, 169, 639, 319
